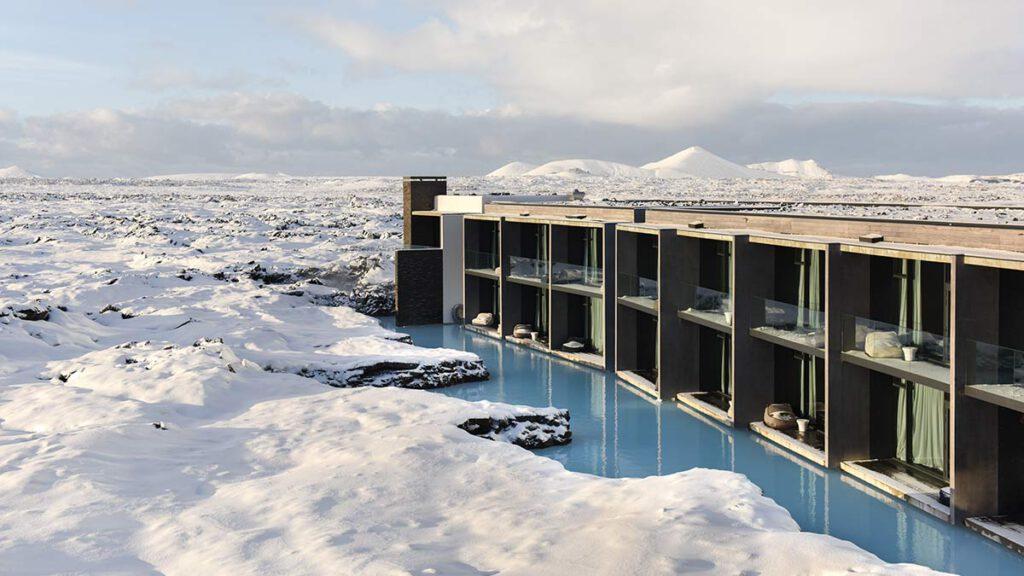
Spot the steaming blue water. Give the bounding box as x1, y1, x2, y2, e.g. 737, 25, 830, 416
391, 321, 1024, 575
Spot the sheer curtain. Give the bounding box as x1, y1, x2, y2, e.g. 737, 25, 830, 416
798, 250, 823, 421
534, 226, 549, 333
895, 258, 947, 474
589, 297, 603, 354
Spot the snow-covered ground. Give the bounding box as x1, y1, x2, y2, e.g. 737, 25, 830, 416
0, 176, 972, 574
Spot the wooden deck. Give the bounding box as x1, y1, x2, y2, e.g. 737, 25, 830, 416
464, 324, 502, 340
551, 349, 605, 370
841, 459, 950, 521
749, 422, 826, 467
616, 370, 659, 399
505, 334, 550, 353
676, 391, 733, 426
966, 515, 1024, 556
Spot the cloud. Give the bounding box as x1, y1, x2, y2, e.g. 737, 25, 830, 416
303, 0, 1024, 126
129, 65, 286, 93
1, 93, 1022, 178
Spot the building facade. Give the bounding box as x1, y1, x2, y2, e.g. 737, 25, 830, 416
395, 180, 1024, 554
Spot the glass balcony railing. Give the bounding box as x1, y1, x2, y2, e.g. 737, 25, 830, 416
842, 315, 948, 364
968, 340, 1024, 386
679, 283, 732, 328
508, 256, 548, 280
841, 314, 950, 385
551, 261, 602, 288
752, 297, 824, 349
465, 250, 499, 273
618, 273, 658, 300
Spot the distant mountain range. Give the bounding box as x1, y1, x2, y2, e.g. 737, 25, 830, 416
0, 165, 40, 179
486, 147, 834, 180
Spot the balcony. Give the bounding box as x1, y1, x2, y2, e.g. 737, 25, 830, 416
840, 315, 950, 389
617, 272, 658, 314
677, 283, 731, 333
750, 297, 825, 356
507, 256, 548, 287
550, 261, 603, 297
464, 250, 500, 278
965, 340, 1024, 413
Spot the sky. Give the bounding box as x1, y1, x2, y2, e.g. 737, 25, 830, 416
1, 0, 1023, 178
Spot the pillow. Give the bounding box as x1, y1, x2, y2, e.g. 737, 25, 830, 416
864, 331, 903, 359
471, 312, 495, 327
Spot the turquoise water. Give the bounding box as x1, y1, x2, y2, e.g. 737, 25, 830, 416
393, 322, 1024, 575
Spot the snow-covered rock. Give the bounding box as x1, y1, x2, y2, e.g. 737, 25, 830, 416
642, 146, 781, 179
487, 161, 538, 176
525, 159, 652, 177
458, 404, 571, 448
747, 159, 833, 180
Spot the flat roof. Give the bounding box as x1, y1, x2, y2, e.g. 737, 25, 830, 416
840, 240, 960, 263
502, 213, 627, 226
616, 222, 678, 235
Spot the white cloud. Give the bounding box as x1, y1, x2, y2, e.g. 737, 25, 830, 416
304, 0, 1024, 126
1, 93, 1022, 178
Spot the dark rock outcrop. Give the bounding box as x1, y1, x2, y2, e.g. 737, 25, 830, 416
311, 281, 395, 316
459, 409, 572, 449
284, 358, 489, 390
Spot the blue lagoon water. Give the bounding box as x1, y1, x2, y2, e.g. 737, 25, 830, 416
393, 322, 1024, 575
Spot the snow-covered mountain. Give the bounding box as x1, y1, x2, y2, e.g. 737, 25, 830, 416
642, 146, 779, 179
232, 172, 292, 181
524, 159, 651, 177
874, 172, 1024, 184
0, 165, 40, 179
487, 161, 538, 177
747, 159, 833, 180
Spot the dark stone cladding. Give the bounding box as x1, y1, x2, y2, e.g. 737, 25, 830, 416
402, 176, 446, 242
395, 248, 443, 326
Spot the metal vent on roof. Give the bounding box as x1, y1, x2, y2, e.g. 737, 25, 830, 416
860, 233, 884, 243
688, 220, 705, 229
565, 214, 586, 219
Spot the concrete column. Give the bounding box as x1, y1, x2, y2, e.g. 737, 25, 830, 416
658, 230, 686, 399
615, 230, 638, 373
825, 247, 871, 467
951, 257, 1001, 522
732, 236, 775, 427
603, 223, 617, 371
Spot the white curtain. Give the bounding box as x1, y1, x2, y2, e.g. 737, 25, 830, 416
895, 258, 946, 475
